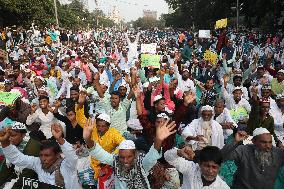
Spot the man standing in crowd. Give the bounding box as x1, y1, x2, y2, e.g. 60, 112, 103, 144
83, 117, 177, 189
0, 122, 40, 188
0, 124, 80, 189
222, 128, 284, 189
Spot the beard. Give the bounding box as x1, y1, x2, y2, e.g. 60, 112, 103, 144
201, 120, 211, 140
255, 149, 273, 168
201, 120, 211, 129
182, 76, 187, 81
118, 161, 135, 174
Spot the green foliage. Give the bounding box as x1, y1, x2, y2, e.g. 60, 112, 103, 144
164, 0, 283, 30
0, 0, 115, 29
132, 17, 165, 29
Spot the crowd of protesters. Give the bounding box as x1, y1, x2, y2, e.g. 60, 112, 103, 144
0, 23, 283, 189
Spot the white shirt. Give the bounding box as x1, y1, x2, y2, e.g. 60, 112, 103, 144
214, 108, 238, 139
2, 141, 80, 189
26, 109, 66, 139
270, 105, 284, 143
174, 64, 196, 93
125, 32, 140, 59
182, 118, 224, 150
164, 148, 230, 189
222, 87, 251, 113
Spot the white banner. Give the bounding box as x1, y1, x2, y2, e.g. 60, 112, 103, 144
198, 30, 211, 38
141, 43, 157, 54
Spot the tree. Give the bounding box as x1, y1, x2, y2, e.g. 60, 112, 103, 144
0, 0, 115, 29
132, 17, 165, 29
164, 0, 283, 31
0, 0, 55, 27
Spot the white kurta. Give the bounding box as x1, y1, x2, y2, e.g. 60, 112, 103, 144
270, 106, 284, 143
174, 64, 196, 93
182, 118, 225, 150
214, 108, 238, 139
2, 141, 80, 189
26, 109, 66, 139
164, 148, 230, 189
222, 87, 251, 113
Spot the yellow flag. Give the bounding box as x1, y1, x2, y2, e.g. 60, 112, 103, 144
215, 18, 228, 29
220, 18, 228, 28
215, 20, 221, 29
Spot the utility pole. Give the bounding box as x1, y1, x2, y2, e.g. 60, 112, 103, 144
236, 0, 239, 30
53, 0, 59, 27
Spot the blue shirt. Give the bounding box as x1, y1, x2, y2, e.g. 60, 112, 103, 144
106, 70, 122, 92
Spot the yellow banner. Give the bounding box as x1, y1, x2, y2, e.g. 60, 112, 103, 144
215, 18, 228, 29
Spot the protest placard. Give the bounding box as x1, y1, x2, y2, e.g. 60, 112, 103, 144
203, 50, 218, 65
0, 92, 21, 106
141, 54, 160, 68
198, 30, 211, 38
141, 43, 157, 54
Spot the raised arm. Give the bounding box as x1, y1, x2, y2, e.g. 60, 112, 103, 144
221, 53, 230, 75
83, 118, 114, 165
50, 100, 66, 122
1, 127, 39, 171
51, 123, 78, 171
124, 32, 131, 45
221, 131, 248, 163
93, 72, 104, 98
110, 74, 121, 93
164, 146, 195, 174
134, 32, 141, 44
134, 86, 143, 116
142, 120, 177, 172
26, 104, 39, 125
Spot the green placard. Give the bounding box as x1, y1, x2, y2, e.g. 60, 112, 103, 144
230, 107, 249, 123
0, 92, 21, 106
141, 54, 160, 68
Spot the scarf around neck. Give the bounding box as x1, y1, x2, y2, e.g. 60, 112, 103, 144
42, 157, 65, 188
114, 153, 150, 189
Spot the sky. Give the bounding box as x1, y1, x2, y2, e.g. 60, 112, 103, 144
87, 0, 169, 22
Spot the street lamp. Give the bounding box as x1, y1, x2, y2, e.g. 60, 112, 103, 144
231, 0, 239, 30
237, 0, 239, 30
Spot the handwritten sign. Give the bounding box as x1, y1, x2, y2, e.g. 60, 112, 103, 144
198, 30, 211, 38
203, 50, 218, 65
141, 54, 160, 68
22, 177, 63, 189
0, 92, 21, 106
215, 18, 228, 29
141, 43, 157, 54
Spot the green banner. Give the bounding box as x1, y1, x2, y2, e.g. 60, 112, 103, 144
141, 54, 160, 68
0, 92, 21, 106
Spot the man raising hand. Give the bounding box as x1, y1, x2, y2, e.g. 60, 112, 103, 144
83, 117, 176, 189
